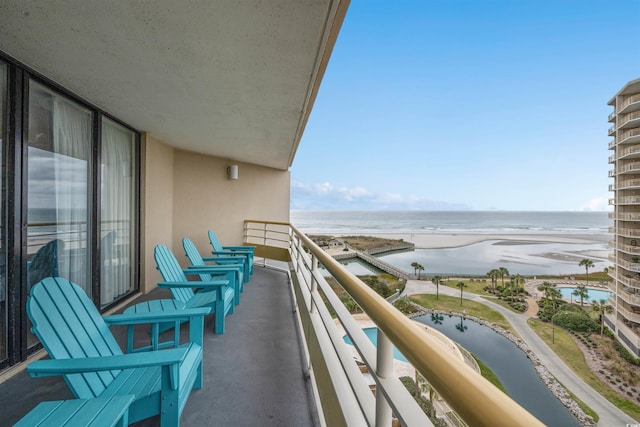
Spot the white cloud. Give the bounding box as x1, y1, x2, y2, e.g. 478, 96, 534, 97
581, 198, 612, 212
291, 180, 470, 210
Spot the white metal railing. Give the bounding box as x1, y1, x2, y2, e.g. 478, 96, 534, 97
620, 94, 640, 112
616, 227, 640, 237
617, 196, 640, 204
621, 111, 640, 127
616, 179, 640, 189
609, 111, 616, 121
616, 145, 640, 159
617, 258, 640, 272
609, 126, 616, 136
617, 161, 640, 173
243, 220, 544, 427
619, 128, 640, 145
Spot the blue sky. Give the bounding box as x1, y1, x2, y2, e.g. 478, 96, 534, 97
290, 0, 640, 211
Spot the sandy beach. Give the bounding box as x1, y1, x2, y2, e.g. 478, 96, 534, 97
363, 232, 610, 250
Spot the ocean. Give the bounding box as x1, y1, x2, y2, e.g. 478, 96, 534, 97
291, 211, 612, 276
290, 210, 610, 235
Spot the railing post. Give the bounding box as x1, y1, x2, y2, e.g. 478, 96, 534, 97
262, 222, 268, 267
296, 236, 303, 273
310, 255, 318, 313
375, 330, 393, 427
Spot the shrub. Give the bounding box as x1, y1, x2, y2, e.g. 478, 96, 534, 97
552, 310, 599, 332
612, 340, 640, 366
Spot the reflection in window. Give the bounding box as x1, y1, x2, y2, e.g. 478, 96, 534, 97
27, 81, 92, 299
101, 119, 136, 306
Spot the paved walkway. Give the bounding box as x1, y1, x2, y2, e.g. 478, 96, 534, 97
400, 279, 636, 427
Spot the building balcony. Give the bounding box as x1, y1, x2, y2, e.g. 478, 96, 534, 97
611, 240, 640, 254
615, 178, 640, 190
616, 196, 640, 205
2, 220, 543, 427
609, 111, 616, 122
616, 161, 640, 174
609, 155, 616, 164
619, 128, 640, 145
619, 287, 640, 306
609, 126, 616, 136
620, 111, 640, 130
617, 258, 640, 272
619, 93, 640, 116
609, 198, 616, 205
616, 303, 640, 324
609, 140, 617, 150
615, 227, 640, 237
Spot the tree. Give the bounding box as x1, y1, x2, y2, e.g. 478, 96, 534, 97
498, 267, 510, 289
509, 274, 525, 295
537, 281, 555, 301
411, 262, 419, 277
579, 259, 595, 286
547, 286, 562, 344
456, 281, 466, 306
432, 275, 442, 300
592, 299, 612, 336
416, 263, 425, 279
572, 284, 589, 307
486, 269, 499, 293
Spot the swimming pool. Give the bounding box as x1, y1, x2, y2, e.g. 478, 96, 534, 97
343, 327, 408, 362
558, 287, 612, 303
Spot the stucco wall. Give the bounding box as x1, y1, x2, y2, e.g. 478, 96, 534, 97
171, 149, 290, 267
141, 137, 291, 292
141, 134, 175, 293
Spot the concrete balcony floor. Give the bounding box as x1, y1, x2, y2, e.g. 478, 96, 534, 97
1, 266, 318, 426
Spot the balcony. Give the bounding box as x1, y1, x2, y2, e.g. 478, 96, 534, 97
2, 220, 543, 427
615, 178, 640, 190
620, 111, 640, 130
616, 161, 640, 174
619, 128, 640, 145
617, 258, 640, 272
609, 155, 616, 164
609, 198, 616, 205
612, 240, 640, 254
619, 287, 640, 306
619, 93, 640, 115
609, 126, 616, 136
616, 196, 640, 205
616, 303, 640, 323
615, 227, 640, 237
609, 111, 616, 122
609, 140, 616, 149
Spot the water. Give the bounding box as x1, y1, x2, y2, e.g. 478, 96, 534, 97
416, 314, 581, 427
343, 327, 408, 362
292, 210, 612, 276
291, 210, 610, 234
559, 287, 613, 303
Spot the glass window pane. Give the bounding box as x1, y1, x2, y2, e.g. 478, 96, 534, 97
27, 81, 92, 304
100, 118, 136, 306
0, 62, 7, 362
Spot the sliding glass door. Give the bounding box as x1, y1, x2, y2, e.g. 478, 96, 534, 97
100, 118, 136, 307
27, 81, 92, 289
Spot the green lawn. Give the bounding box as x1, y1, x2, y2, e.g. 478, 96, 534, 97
473, 354, 506, 394
441, 279, 489, 295
528, 318, 640, 421
409, 294, 514, 334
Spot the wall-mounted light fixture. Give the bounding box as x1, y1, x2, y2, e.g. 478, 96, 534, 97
227, 164, 239, 180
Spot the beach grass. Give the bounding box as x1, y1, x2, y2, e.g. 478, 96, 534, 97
527, 318, 640, 421
409, 294, 513, 333
441, 279, 488, 295
472, 354, 507, 394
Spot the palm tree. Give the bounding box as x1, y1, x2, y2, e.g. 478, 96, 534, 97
456, 281, 466, 306
547, 286, 562, 344
411, 262, 419, 277
579, 259, 595, 286
498, 266, 510, 289
592, 299, 612, 336
486, 269, 499, 293
537, 281, 555, 301
432, 275, 442, 300
572, 284, 589, 307
509, 274, 525, 295
416, 263, 425, 279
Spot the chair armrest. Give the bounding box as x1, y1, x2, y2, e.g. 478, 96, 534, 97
202, 255, 244, 262
185, 265, 242, 273
222, 245, 255, 252
104, 308, 211, 326
27, 347, 193, 377
211, 251, 248, 257
158, 280, 229, 288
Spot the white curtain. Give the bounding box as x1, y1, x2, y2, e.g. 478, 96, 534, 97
101, 119, 134, 305
52, 96, 91, 294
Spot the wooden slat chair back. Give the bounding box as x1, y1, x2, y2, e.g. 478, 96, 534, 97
26, 277, 206, 426
207, 230, 254, 276
182, 237, 243, 303
154, 244, 235, 334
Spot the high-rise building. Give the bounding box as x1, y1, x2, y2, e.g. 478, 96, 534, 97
608, 77, 640, 357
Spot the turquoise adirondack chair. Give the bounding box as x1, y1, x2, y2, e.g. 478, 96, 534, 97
154, 244, 235, 334
182, 237, 244, 304
26, 277, 209, 426
208, 230, 255, 276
